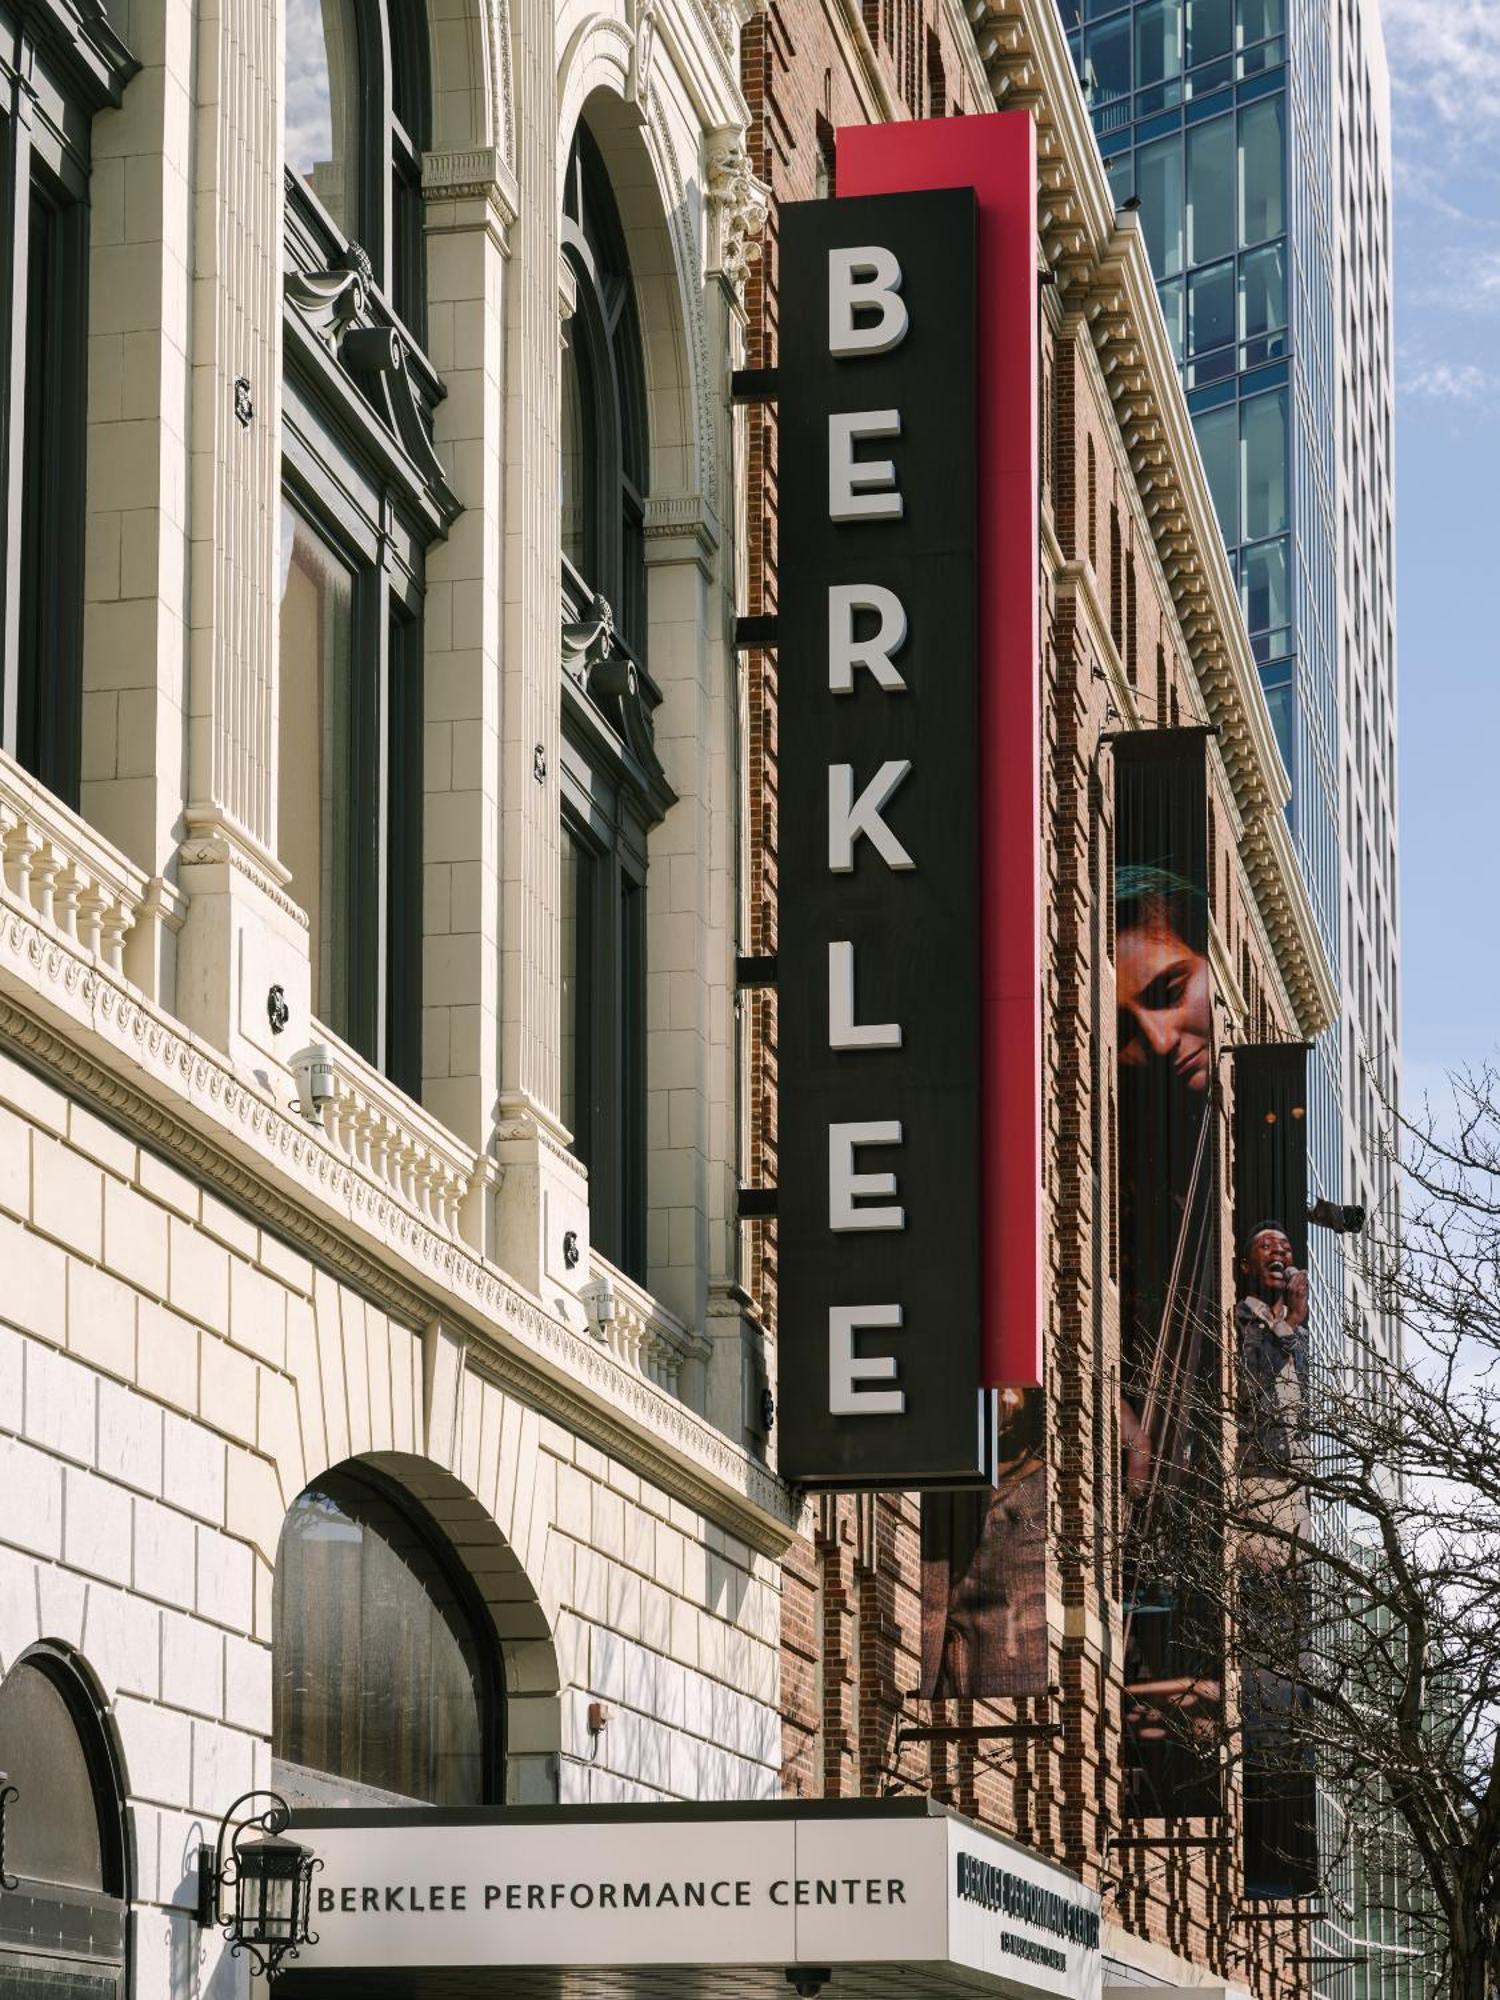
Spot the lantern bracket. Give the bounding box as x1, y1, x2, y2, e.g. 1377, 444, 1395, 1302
197, 1789, 322, 1980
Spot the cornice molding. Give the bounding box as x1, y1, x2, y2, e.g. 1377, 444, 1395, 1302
0, 897, 799, 1557
974, 0, 1337, 1041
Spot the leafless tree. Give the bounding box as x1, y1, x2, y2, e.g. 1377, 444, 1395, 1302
1133, 1065, 1500, 2000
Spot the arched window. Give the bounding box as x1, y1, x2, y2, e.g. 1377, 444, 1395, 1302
281, 0, 448, 1092
558, 117, 674, 1282
272, 1466, 503, 1805
561, 122, 648, 656
0, 1648, 129, 1994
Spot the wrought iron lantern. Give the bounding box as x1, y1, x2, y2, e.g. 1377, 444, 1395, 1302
198, 1791, 320, 1980
0, 1774, 17, 1891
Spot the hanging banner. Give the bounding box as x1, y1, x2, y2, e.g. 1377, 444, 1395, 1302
920, 1387, 1049, 1697
1232, 1042, 1319, 1897
1113, 729, 1224, 1820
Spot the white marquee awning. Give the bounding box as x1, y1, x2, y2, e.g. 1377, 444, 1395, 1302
278, 1800, 1102, 2000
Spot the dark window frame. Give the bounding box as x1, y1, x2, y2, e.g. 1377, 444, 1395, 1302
560, 725, 653, 1281
557, 117, 674, 1285
280, 408, 427, 1094
283, 0, 431, 340
0, 0, 135, 808
281, 0, 443, 1099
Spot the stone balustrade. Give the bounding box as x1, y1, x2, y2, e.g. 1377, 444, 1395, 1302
582, 1251, 712, 1412
0, 752, 153, 978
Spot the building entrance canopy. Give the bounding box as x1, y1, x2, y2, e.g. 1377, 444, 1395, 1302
277, 1799, 1101, 2000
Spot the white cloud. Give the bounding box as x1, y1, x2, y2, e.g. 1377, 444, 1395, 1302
1400, 357, 1499, 403
1383, 0, 1500, 136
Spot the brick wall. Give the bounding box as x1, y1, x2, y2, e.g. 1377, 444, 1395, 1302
750, 36, 1307, 1994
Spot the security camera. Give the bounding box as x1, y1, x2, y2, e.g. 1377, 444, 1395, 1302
289, 1043, 337, 1125
1308, 1198, 1367, 1236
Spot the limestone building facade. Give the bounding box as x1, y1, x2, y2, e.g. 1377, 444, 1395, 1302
0, 0, 788, 1984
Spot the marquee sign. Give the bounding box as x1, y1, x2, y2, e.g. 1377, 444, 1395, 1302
775, 116, 1040, 1490
281, 1801, 1100, 2000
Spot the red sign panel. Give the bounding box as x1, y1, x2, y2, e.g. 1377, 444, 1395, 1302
840, 116, 1042, 1386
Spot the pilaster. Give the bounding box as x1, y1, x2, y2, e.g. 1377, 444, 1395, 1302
173, 0, 300, 1066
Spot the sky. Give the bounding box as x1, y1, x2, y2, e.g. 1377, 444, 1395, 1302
1384, 0, 1500, 1113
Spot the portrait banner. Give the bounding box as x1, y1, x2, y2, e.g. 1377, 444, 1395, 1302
1113, 729, 1223, 1821
1231, 1042, 1319, 1898
920, 1389, 1048, 1698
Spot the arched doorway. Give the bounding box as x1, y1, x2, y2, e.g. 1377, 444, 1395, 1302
273, 1463, 506, 1807
0, 1647, 130, 1997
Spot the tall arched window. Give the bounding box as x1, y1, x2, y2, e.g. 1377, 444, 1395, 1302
559, 117, 674, 1282
0, 1647, 129, 1995
281, 0, 449, 1091
272, 1465, 503, 1805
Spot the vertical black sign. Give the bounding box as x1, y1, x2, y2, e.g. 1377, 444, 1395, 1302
1113, 728, 1224, 1819
776, 189, 985, 1489
1232, 1042, 1319, 1897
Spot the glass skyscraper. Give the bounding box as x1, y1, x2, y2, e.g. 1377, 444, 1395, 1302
1061, 0, 1404, 1987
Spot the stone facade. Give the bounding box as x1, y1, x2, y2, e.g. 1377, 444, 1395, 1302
0, 0, 791, 1984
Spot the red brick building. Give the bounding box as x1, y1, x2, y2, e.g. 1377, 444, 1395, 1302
739, 0, 1338, 1991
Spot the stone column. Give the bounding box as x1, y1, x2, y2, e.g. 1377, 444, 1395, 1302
77, 0, 198, 1002
173, 0, 309, 1072
491, 0, 590, 1302
419, 148, 518, 1155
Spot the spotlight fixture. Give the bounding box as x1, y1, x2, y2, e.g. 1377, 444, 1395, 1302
785, 1971, 832, 1999
1308, 1199, 1367, 1236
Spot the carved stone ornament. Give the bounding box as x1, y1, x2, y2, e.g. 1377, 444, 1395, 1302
561, 593, 668, 789
284, 244, 453, 514
706, 136, 770, 293
627, 0, 657, 106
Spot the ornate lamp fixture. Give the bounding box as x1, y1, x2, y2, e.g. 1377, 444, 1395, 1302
198, 1791, 320, 1980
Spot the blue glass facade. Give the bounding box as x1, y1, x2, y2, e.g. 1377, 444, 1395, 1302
1062, 0, 1342, 1229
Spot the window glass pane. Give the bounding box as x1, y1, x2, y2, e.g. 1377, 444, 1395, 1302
278, 503, 355, 1038
560, 333, 591, 578
1241, 388, 1289, 542
1084, 14, 1132, 105
274, 1471, 491, 1804
1186, 115, 1234, 266
1193, 402, 1239, 543
1108, 154, 1135, 212
1135, 0, 1183, 95
285, 0, 361, 236
0, 1663, 110, 1892
1138, 136, 1185, 278
1185, 0, 1231, 68
619, 873, 647, 1283
1262, 675, 1293, 777
561, 828, 593, 1165
17, 173, 85, 808
1241, 535, 1289, 633
1239, 94, 1285, 244
1187, 258, 1235, 366
1158, 276, 1185, 362
1240, 240, 1286, 356
1238, 0, 1283, 43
